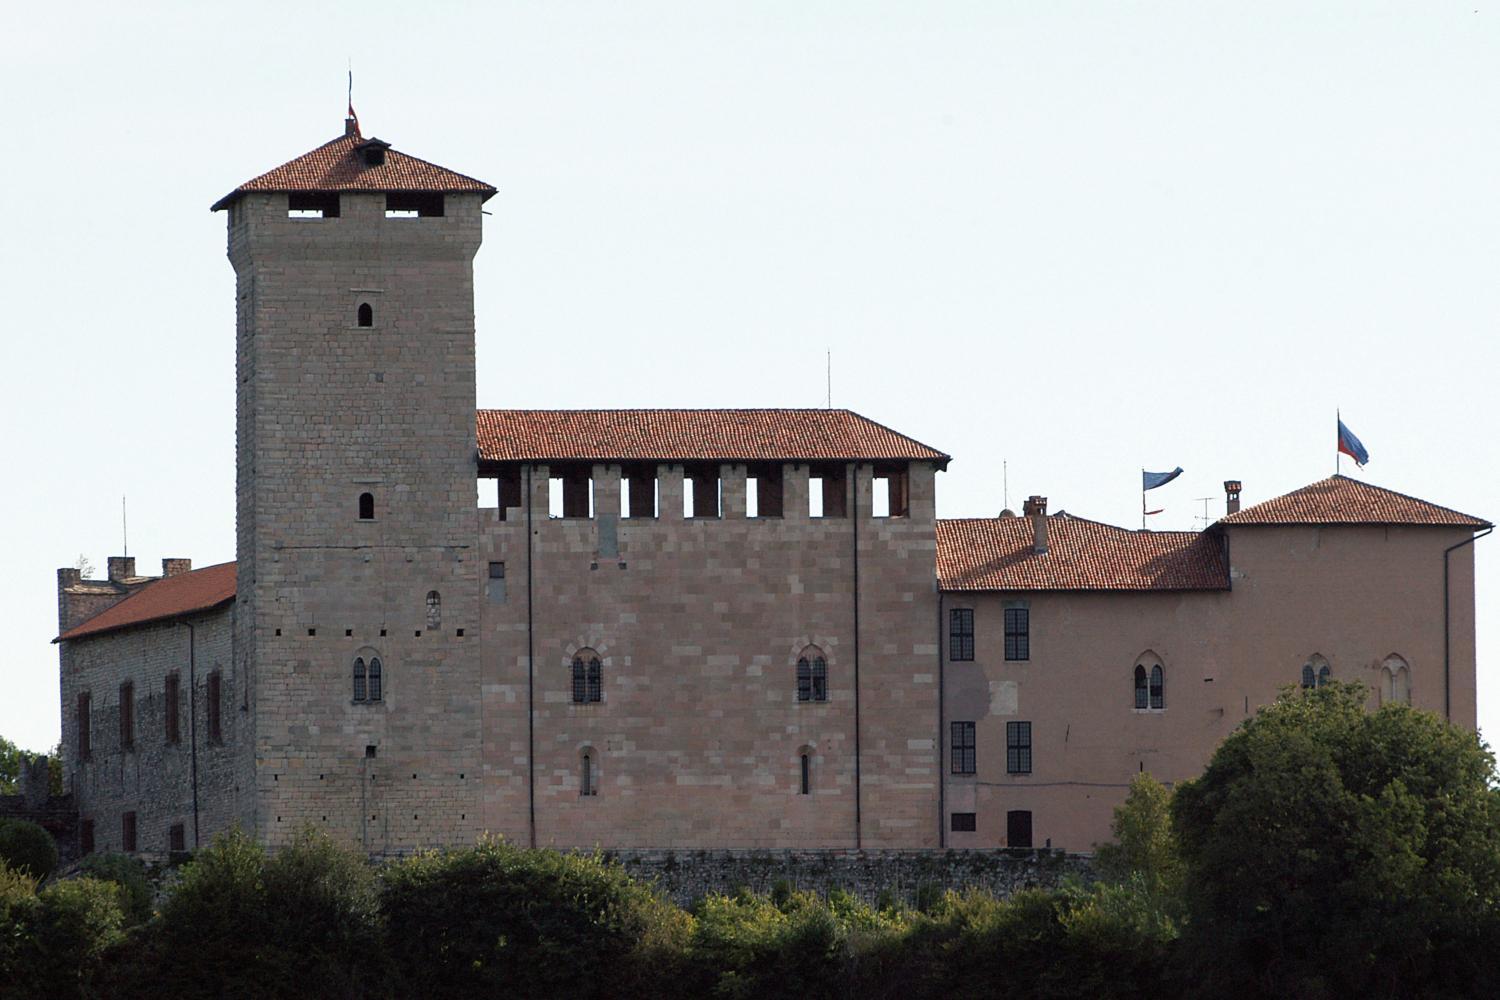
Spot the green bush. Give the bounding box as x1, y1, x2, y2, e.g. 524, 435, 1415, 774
0, 866, 125, 1000
0, 819, 58, 880
381, 837, 690, 999
79, 852, 152, 925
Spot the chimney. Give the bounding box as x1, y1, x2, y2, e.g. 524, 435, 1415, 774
57, 566, 81, 588
1224, 480, 1243, 516
345, 116, 359, 137
1022, 495, 1049, 554
107, 556, 136, 582
162, 558, 193, 578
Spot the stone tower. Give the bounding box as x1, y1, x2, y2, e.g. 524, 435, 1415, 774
213, 118, 496, 851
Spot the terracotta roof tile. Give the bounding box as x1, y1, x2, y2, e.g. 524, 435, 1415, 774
1219, 476, 1489, 528
937, 516, 1228, 592
58, 563, 236, 642
211, 132, 495, 211
475, 409, 950, 465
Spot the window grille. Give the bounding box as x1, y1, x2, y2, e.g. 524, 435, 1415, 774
949, 608, 974, 661
797, 658, 812, 701
572, 652, 602, 703
1006, 721, 1032, 774
1004, 607, 1030, 661
353, 657, 367, 702
586, 657, 601, 702
1150, 665, 1164, 709
951, 721, 976, 775
811, 658, 827, 701
1134, 665, 1148, 709
368, 658, 383, 702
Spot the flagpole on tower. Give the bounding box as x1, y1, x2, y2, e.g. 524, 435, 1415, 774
1336, 408, 1341, 477
1141, 469, 1146, 530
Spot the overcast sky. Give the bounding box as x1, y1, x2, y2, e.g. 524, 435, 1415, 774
1, 2, 1495, 754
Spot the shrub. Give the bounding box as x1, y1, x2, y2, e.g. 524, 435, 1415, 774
0, 866, 125, 1000
381, 837, 689, 999
79, 852, 152, 925
689, 889, 844, 999
0, 819, 58, 880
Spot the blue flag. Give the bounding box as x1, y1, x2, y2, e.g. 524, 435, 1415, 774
1143, 467, 1183, 491
1337, 419, 1369, 467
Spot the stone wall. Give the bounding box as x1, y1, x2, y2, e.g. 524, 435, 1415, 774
600, 848, 1092, 907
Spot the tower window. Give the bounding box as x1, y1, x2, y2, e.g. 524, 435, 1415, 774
796, 646, 828, 702
369, 658, 383, 702
357, 302, 373, 327
358, 493, 375, 520
572, 650, 602, 703
800, 751, 811, 794
122, 811, 137, 853
287, 192, 340, 218
1303, 654, 1330, 690
353, 658, 367, 702
426, 591, 441, 629
385, 192, 444, 217
580, 749, 597, 796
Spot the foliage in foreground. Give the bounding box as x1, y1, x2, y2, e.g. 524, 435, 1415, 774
0, 818, 59, 880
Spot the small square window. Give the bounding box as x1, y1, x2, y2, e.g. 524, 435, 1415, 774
951, 812, 977, 832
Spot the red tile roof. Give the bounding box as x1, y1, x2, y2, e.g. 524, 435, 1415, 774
211, 132, 496, 211
937, 515, 1228, 592
1219, 476, 1489, 528
58, 562, 237, 642
475, 409, 950, 466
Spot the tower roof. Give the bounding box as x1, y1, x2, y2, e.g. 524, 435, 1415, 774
1217, 475, 1489, 528
210, 130, 496, 211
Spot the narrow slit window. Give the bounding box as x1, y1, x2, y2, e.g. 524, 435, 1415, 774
800, 752, 811, 795
122, 811, 137, 853
581, 750, 597, 796
357, 302, 373, 327
77, 692, 91, 759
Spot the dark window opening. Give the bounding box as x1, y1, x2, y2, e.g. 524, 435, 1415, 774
489, 561, 506, 579
169, 823, 186, 853
747, 463, 784, 518
951, 812, 977, 832
368, 658, 382, 702
622, 464, 658, 519
581, 750, 597, 796
426, 591, 441, 629
80, 819, 94, 856
949, 608, 974, 662
207, 672, 222, 743
119, 681, 134, 750
165, 673, 181, 744
797, 649, 828, 702
122, 811, 137, 853
287, 192, 340, 218
1302, 664, 1315, 689
683, 464, 721, 519
1150, 665, 1164, 709
1007, 810, 1033, 848
357, 302, 373, 327
800, 753, 811, 795
358, 492, 375, 520
353, 657, 367, 702
1317, 664, 1331, 687
951, 721, 976, 775
77, 692, 91, 759
385, 191, 444, 217
497, 472, 523, 519
1135, 665, 1149, 709
1007, 721, 1032, 774
1004, 607, 1030, 661
549, 466, 592, 519
872, 462, 910, 518
809, 463, 848, 518
572, 652, 602, 704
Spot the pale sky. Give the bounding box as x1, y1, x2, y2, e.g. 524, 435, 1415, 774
1, 2, 1495, 754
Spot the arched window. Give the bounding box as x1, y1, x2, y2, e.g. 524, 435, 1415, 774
797, 646, 828, 702
368, 657, 382, 702
1150, 665, 1164, 709
799, 751, 812, 795
1382, 655, 1411, 705
357, 302, 373, 327
1303, 654, 1329, 690
353, 657, 367, 702
1134, 652, 1164, 710
571, 649, 602, 703
426, 591, 441, 629
580, 749, 597, 796
1134, 665, 1148, 709
358, 492, 375, 520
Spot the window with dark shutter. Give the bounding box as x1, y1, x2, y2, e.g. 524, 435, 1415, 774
950, 721, 976, 775
1004, 607, 1029, 661
949, 608, 974, 661
1006, 721, 1032, 774
169, 823, 186, 853
122, 811, 137, 853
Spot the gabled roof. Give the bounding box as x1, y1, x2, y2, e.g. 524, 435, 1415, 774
475, 409, 950, 466
1218, 476, 1489, 528
937, 515, 1228, 593
211, 131, 496, 211
57, 563, 237, 642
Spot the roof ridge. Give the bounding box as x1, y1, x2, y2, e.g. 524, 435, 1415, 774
1218, 475, 1488, 528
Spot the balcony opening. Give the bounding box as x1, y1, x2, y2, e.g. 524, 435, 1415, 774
809, 463, 847, 518
747, 463, 784, 518
683, 463, 721, 519
621, 463, 658, 519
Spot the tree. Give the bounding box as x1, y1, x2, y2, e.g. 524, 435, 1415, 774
0, 736, 19, 796
1171, 682, 1500, 998
1094, 771, 1183, 900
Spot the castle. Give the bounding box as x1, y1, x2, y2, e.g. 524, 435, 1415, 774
53, 119, 1490, 858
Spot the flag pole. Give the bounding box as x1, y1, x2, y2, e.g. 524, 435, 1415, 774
1141, 469, 1146, 530
1335, 408, 1341, 477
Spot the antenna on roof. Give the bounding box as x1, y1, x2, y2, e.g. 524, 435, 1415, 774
826, 349, 832, 408
1003, 460, 1009, 511
1193, 496, 1214, 530
345, 60, 360, 138
121, 495, 128, 559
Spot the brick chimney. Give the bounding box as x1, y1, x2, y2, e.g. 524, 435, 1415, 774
107, 556, 136, 582
162, 558, 193, 578
1023, 495, 1049, 554
1224, 480, 1243, 516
